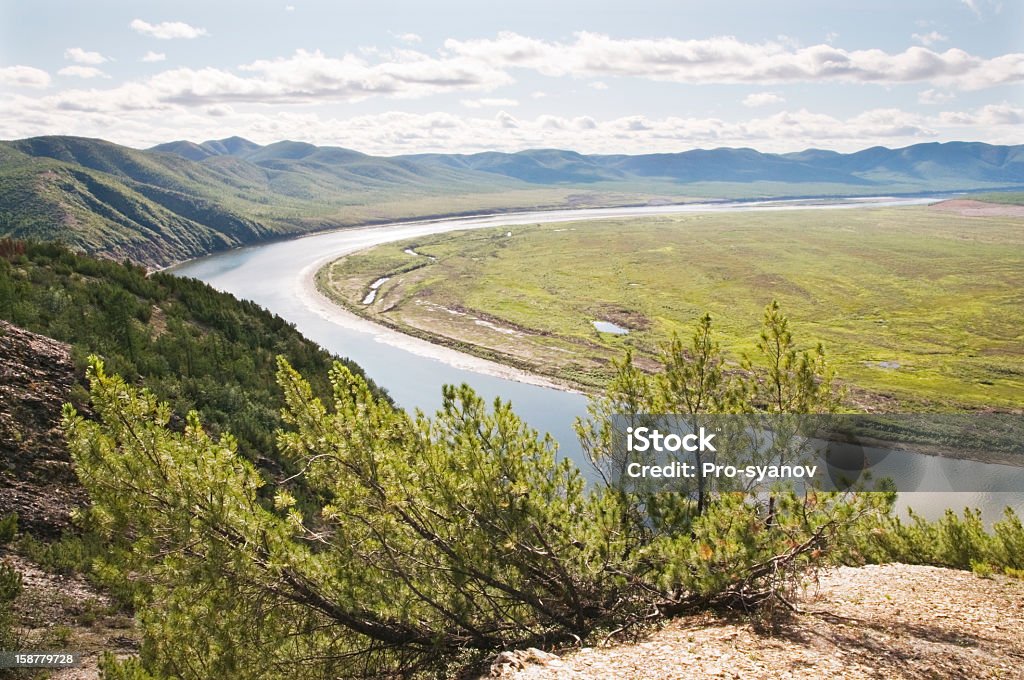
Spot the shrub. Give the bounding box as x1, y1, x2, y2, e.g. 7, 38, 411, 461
842, 505, 1024, 578
63, 304, 885, 678
0, 513, 17, 545
0, 560, 22, 651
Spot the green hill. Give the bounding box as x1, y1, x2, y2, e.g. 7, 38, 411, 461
3, 135, 1024, 269
0, 239, 387, 463
0, 142, 274, 268
0, 137, 587, 268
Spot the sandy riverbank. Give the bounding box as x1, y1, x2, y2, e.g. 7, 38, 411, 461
297, 255, 580, 393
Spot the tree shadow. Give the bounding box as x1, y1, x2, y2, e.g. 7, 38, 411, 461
769, 609, 989, 678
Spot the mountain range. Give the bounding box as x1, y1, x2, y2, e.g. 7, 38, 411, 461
1, 135, 1022, 268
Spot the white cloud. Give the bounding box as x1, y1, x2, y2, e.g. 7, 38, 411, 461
622, 116, 652, 131
234, 48, 511, 102
130, 19, 208, 40
204, 104, 234, 117
64, 48, 109, 65
5, 31, 1023, 156
977, 103, 1024, 125
395, 32, 422, 44
961, 0, 1003, 17
45, 48, 512, 111
0, 65, 51, 88
15, 32, 1022, 125
937, 102, 1024, 126
918, 88, 955, 104
743, 91, 785, 107
45, 82, 167, 112
540, 114, 570, 129
142, 51, 167, 63
252, 105, 1014, 153
443, 32, 1024, 90
285, 5, 295, 11
6, 92, 1021, 156
496, 111, 519, 128
589, 81, 609, 90
57, 66, 109, 79
461, 97, 519, 108
912, 31, 948, 46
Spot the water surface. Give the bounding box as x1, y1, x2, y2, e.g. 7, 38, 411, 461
593, 320, 630, 335
171, 198, 1023, 522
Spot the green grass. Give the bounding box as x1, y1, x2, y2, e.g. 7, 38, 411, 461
975, 191, 1024, 205
321, 205, 1024, 410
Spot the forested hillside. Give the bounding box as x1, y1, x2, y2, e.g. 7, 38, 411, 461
0, 136, 552, 268
0, 240, 396, 673
0, 239, 386, 463
0, 142, 274, 269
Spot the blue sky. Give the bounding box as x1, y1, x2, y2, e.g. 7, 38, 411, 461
1, 0, 1021, 154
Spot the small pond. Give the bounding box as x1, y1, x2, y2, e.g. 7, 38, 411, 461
593, 320, 629, 335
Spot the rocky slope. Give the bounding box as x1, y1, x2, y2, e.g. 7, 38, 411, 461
0, 320, 86, 538
0, 321, 140, 679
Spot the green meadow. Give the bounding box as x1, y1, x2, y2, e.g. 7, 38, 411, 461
320, 204, 1024, 410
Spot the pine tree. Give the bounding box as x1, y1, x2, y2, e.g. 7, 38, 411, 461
64, 303, 893, 678
65, 358, 640, 677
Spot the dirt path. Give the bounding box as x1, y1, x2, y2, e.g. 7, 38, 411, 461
929, 199, 1024, 217
488, 564, 1024, 679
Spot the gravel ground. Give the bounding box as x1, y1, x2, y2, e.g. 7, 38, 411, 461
487, 564, 1024, 679
6, 554, 138, 680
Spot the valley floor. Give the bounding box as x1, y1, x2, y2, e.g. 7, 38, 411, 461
319, 202, 1024, 411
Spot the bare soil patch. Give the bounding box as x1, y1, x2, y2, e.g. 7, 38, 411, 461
929, 199, 1024, 218
5, 553, 139, 680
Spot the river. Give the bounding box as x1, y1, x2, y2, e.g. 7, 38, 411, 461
170, 198, 1024, 523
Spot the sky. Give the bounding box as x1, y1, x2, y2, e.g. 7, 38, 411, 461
0, 0, 1021, 155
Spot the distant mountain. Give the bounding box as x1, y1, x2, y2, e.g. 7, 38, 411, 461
409, 142, 1024, 186
409, 149, 630, 183
2, 135, 1022, 268
159, 136, 1024, 189
0, 140, 273, 268
801, 142, 1024, 184
152, 135, 262, 160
